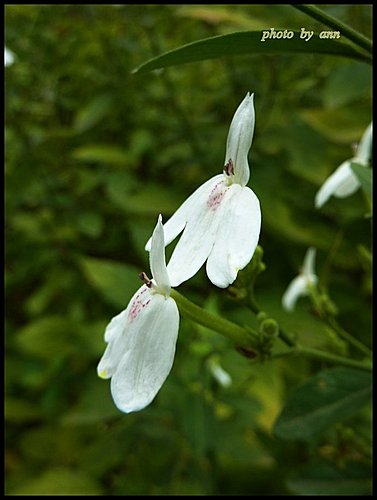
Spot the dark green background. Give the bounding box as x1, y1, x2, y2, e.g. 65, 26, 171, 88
5, 5, 372, 495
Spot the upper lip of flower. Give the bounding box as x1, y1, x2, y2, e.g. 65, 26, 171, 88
223, 92, 255, 187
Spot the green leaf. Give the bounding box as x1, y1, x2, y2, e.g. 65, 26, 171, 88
10, 468, 101, 495
5, 397, 43, 423
73, 94, 113, 133
133, 31, 371, 74
80, 257, 140, 308
71, 144, 131, 167
16, 316, 76, 360
287, 460, 371, 495
273, 367, 371, 441
322, 62, 371, 108
76, 211, 104, 238
350, 161, 372, 197
115, 184, 183, 216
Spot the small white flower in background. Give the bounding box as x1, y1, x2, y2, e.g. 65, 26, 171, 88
315, 122, 373, 209
282, 247, 318, 312
146, 93, 261, 289
98, 215, 179, 413
4, 47, 15, 67
207, 357, 232, 388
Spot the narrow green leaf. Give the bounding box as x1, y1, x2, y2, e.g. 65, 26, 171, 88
350, 161, 372, 197
292, 4, 372, 54
71, 144, 131, 167
273, 367, 371, 441
133, 31, 371, 74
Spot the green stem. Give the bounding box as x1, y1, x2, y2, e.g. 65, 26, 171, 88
292, 4, 372, 54
307, 283, 372, 357
326, 316, 372, 357
272, 345, 372, 372
172, 290, 371, 372
170, 289, 258, 349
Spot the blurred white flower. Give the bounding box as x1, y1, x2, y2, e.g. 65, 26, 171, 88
315, 122, 372, 208
282, 247, 318, 312
4, 47, 15, 67
98, 215, 179, 413
146, 93, 261, 289
207, 357, 232, 388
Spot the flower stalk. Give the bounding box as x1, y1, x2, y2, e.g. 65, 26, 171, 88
271, 345, 372, 372
170, 289, 259, 349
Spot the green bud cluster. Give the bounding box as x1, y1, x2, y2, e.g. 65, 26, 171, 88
256, 311, 279, 358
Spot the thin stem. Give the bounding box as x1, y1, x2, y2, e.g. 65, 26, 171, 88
307, 283, 372, 357
271, 345, 372, 372
292, 4, 372, 54
170, 289, 258, 349
326, 316, 372, 357
320, 229, 343, 290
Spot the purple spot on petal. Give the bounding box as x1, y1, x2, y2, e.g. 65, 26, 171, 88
207, 181, 227, 212
128, 287, 151, 323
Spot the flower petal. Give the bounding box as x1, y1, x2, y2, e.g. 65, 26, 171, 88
225, 92, 255, 186
145, 174, 224, 251
355, 122, 372, 165
282, 275, 308, 312
315, 161, 359, 208
206, 185, 261, 288
110, 294, 179, 413
98, 285, 151, 378
149, 214, 170, 295
302, 247, 316, 278
166, 176, 228, 287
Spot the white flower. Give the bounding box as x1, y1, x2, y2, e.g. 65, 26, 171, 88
146, 93, 261, 289
207, 357, 232, 388
98, 215, 179, 413
315, 122, 372, 208
282, 247, 318, 312
4, 47, 15, 67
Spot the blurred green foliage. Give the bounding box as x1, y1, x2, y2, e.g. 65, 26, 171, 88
5, 4, 372, 495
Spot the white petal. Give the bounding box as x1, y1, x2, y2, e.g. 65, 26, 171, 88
149, 214, 170, 294
206, 185, 261, 288
355, 122, 372, 165
98, 285, 151, 378
282, 275, 308, 312
225, 93, 255, 186
302, 247, 316, 278
167, 176, 228, 287
4, 47, 15, 67
110, 295, 179, 413
210, 363, 232, 388
332, 162, 360, 198
145, 174, 224, 251
315, 161, 359, 208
